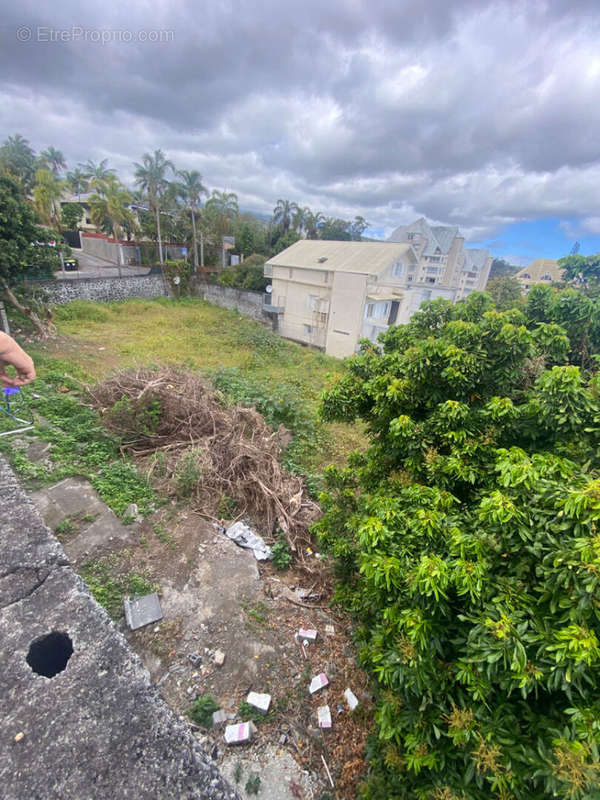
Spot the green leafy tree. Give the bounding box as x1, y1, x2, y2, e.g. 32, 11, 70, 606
558, 254, 600, 292
486, 275, 524, 311
133, 149, 174, 265
0, 134, 37, 193
61, 202, 83, 230
317, 292, 600, 800
318, 216, 352, 240
489, 258, 519, 279
303, 208, 325, 239
33, 168, 64, 229
0, 170, 58, 336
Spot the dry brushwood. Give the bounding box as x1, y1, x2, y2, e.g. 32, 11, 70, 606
88, 368, 321, 559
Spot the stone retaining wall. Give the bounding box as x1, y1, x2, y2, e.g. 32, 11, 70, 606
37, 276, 169, 305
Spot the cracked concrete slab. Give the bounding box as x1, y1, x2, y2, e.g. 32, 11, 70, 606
0, 457, 241, 800
29, 476, 138, 561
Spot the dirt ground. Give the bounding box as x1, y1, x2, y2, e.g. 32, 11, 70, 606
29, 474, 372, 800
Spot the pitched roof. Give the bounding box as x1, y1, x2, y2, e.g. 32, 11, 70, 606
464, 248, 489, 270
387, 217, 459, 255
266, 240, 417, 275
515, 258, 563, 284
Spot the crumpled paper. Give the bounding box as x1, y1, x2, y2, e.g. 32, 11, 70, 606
225, 521, 272, 560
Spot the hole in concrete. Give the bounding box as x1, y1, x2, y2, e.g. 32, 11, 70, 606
26, 631, 73, 678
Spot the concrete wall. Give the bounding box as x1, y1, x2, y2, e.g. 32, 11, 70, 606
326, 272, 367, 358
38, 276, 168, 305
81, 234, 140, 265
191, 281, 270, 323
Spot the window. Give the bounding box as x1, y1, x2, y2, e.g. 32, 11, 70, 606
364, 301, 390, 319
408, 264, 415, 271
323, 271, 329, 283
542, 273, 552, 281
316, 312, 328, 325
407, 275, 413, 282
364, 303, 375, 318
407, 232, 415, 240
429, 256, 441, 263
422, 289, 432, 301
426, 267, 439, 274
307, 294, 319, 310
303, 324, 313, 335
521, 272, 530, 279
392, 261, 404, 277
426, 277, 436, 284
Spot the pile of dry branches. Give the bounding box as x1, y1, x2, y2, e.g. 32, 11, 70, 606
88, 368, 321, 558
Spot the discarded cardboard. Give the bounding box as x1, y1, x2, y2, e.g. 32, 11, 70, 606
224, 721, 257, 745
324, 625, 335, 636
225, 521, 271, 560
123, 592, 163, 630
246, 691, 271, 714
344, 688, 359, 710
214, 649, 226, 666
309, 673, 329, 694
298, 628, 318, 641
317, 705, 332, 728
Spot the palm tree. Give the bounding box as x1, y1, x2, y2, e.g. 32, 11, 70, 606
133, 149, 174, 265
273, 199, 298, 235
0, 134, 37, 192
40, 146, 67, 175
33, 168, 64, 229
89, 175, 137, 276
66, 168, 89, 199
78, 158, 116, 182
176, 169, 208, 270
303, 209, 325, 239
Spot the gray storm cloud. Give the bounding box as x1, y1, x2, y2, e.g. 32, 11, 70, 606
1, 0, 599, 241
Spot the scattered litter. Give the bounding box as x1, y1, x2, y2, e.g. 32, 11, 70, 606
344, 688, 359, 710
309, 673, 329, 694
279, 733, 288, 745
337, 705, 343, 715
188, 652, 202, 666
212, 709, 228, 726
317, 705, 332, 729
214, 649, 226, 667
298, 628, 317, 641
325, 625, 335, 636
125, 502, 138, 517
224, 721, 257, 745
321, 754, 335, 788
123, 592, 163, 630
14, 732, 24, 743
225, 521, 271, 561
246, 691, 271, 714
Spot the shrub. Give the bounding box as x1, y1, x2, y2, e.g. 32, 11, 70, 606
317, 292, 600, 799
189, 694, 219, 727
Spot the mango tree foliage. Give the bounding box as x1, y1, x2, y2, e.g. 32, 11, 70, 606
317, 292, 600, 800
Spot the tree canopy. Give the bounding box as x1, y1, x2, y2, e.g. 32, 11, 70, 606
317, 289, 600, 800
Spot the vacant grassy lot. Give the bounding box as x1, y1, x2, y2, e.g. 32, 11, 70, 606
27, 297, 365, 475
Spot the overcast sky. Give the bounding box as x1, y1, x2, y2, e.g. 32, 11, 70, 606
2, 0, 599, 262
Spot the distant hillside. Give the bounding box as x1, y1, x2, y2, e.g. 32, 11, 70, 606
489, 258, 519, 279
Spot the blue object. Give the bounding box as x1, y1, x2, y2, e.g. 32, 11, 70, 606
3, 387, 19, 395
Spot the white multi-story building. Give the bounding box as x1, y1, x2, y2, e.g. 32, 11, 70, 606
387, 217, 492, 299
